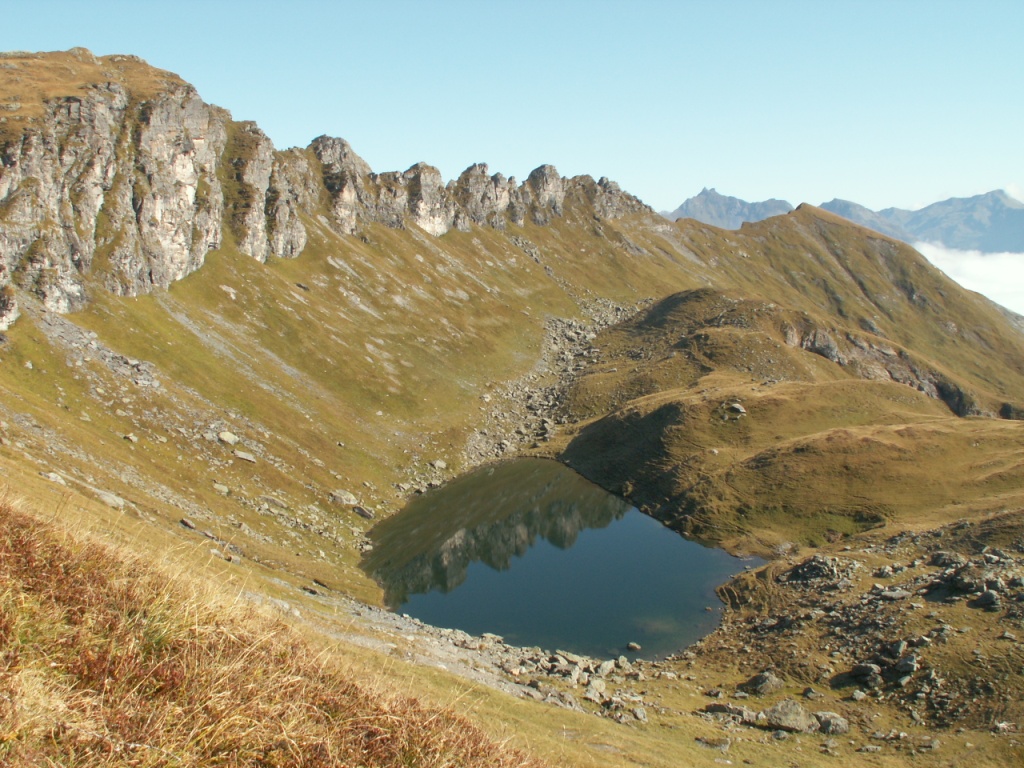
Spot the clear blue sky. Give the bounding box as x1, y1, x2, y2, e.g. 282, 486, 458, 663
3, 1, 1022, 212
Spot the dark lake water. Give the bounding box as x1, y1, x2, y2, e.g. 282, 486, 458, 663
362, 458, 760, 659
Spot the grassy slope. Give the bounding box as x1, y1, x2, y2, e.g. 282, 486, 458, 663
557, 210, 1024, 553
0, 493, 547, 768
0, 48, 185, 143
676, 207, 1024, 407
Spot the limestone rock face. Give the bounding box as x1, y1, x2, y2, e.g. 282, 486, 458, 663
226, 121, 275, 263
0, 50, 653, 325
224, 124, 309, 262
310, 135, 373, 234
452, 163, 517, 229
573, 175, 649, 220
0, 82, 131, 313
265, 149, 312, 259
123, 84, 228, 291
0, 284, 18, 331
0, 77, 229, 312
525, 164, 565, 225
403, 163, 456, 236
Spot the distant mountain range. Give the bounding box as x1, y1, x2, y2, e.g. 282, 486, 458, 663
660, 187, 793, 231
662, 188, 1024, 252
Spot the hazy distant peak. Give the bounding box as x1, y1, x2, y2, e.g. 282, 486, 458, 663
823, 190, 1024, 252
986, 189, 1024, 208
665, 186, 1023, 252
663, 188, 793, 229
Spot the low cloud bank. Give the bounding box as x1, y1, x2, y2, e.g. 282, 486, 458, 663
914, 242, 1024, 316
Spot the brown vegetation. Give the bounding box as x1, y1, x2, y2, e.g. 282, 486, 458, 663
0, 494, 543, 768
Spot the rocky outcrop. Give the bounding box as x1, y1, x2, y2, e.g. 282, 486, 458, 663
524, 165, 565, 225
575, 175, 653, 220
1, 81, 129, 312
223, 124, 310, 262
0, 76, 229, 312
451, 163, 519, 230
782, 320, 983, 416
264, 148, 312, 259
403, 162, 456, 236
224, 122, 275, 262
0, 50, 651, 324
310, 146, 646, 237
309, 135, 372, 234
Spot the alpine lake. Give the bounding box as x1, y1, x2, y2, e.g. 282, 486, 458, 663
362, 458, 761, 660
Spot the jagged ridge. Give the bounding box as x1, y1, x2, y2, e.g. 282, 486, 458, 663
0, 48, 647, 325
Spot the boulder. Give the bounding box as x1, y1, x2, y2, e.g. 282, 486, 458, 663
739, 670, 784, 696
975, 589, 1002, 608
894, 654, 920, 674
218, 430, 240, 445
851, 663, 882, 679
761, 699, 820, 733
96, 490, 125, 509
814, 711, 850, 735
705, 702, 759, 726
930, 551, 966, 568
330, 489, 359, 506
880, 589, 912, 601
780, 555, 849, 583
583, 682, 606, 703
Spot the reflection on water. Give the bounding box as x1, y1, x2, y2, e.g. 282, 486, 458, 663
362, 458, 758, 658
363, 458, 630, 606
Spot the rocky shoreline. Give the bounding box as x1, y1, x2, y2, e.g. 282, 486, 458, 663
257, 581, 683, 724
280, 511, 1024, 750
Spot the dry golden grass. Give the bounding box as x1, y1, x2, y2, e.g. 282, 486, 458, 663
0, 48, 184, 141
0, 492, 544, 768
558, 282, 1024, 554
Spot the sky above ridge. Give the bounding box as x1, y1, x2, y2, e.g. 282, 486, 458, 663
3, 0, 1022, 215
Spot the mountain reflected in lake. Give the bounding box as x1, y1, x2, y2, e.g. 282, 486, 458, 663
363, 459, 630, 605
362, 458, 758, 658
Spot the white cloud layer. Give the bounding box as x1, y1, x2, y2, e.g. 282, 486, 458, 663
914, 242, 1024, 316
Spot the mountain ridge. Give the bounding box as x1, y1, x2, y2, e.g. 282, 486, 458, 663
664, 187, 1024, 252
0, 48, 647, 327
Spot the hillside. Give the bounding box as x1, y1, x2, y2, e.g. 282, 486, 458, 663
0, 495, 543, 768
558, 208, 1024, 551
2, 48, 1024, 767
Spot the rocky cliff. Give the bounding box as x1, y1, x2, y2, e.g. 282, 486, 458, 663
0, 49, 648, 328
